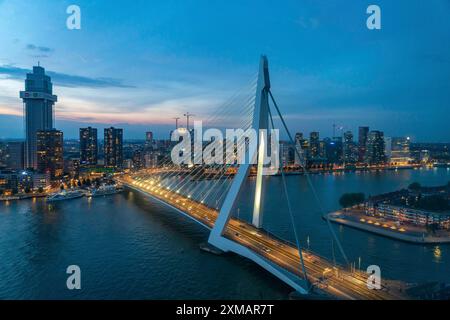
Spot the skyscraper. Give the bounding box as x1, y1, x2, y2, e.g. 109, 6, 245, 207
366, 131, 386, 165
294, 132, 305, 166
36, 129, 64, 178
145, 131, 154, 151
325, 137, 343, 164
20, 65, 57, 169
309, 132, 320, 159
104, 127, 123, 168
145, 131, 153, 143
358, 126, 369, 163
80, 127, 98, 166
5, 142, 24, 170
343, 131, 357, 164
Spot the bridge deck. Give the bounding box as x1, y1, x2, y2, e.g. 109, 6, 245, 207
119, 174, 409, 300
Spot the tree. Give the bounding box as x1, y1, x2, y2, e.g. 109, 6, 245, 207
408, 182, 421, 190
38, 187, 44, 193
339, 193, 366, 208
415, 195, 450, 212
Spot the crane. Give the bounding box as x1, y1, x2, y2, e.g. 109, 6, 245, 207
183, 112, 195, 130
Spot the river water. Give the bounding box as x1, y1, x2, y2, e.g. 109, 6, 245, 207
1, 168, 449, 299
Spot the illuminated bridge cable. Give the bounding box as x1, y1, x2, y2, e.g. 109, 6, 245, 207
268, 89, 350, 267
268, 106, 311, 291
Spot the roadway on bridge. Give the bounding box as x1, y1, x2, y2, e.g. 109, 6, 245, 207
119, 174, 409, 300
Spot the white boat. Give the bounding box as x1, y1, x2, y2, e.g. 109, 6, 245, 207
87, 185, 123, 197
46, 190, 84, 202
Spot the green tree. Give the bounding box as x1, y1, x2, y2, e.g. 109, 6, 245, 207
339, 193, 365, 208
408, 182, 421, 190
38, 187, 44, 193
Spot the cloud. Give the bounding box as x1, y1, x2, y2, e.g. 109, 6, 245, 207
0, 65, 134, 88
294, 17, 320, 29
26, 43, 53, 53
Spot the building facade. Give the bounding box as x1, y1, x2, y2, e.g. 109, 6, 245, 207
358, 126, 369, 163
20, 66, 57, 169
343, 131, 357, 164
366, 131, 386, 165
5, 141, 24, 170
80, 127, 98, 166
36, 129, 64, 178
104, 127, 123, 168
390, 137, 411, 165
366, 203, 450, 230
309, 132, 320, 159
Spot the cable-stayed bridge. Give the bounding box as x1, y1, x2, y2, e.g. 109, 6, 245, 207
117, 56, 408, 300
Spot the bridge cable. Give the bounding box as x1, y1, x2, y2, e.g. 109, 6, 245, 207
268, 105, 311, 291
268, 90, 350, 267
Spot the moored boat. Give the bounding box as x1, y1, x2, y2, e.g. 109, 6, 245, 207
46, 190, 84, 202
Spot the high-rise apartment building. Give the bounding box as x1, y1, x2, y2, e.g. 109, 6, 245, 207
5, 142, 24, 170
80, 127, 98, 166
309, 132, 320, 159
36, 129, 64, 178
358, 126, 369, 163
104, 127, 123, 168
366, 131, 385, 165
343, 131, 357, 163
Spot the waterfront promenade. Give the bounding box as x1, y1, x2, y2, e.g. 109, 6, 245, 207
327, 210, 450, 244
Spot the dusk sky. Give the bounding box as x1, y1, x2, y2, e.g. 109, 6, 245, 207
0, 0, 449, 141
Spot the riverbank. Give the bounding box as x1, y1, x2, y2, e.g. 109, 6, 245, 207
0, 193, 47, 201
326, 211, 450, 244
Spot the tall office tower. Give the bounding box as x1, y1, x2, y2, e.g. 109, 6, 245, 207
145, 131, 153, 143
366, 131, 386, 165
390, 137, 411, 165
384, 136, 392, 164
358, 126, 369, 163
104, 127, 123, 168
20, 65, 57, 169
325, 137, 343, 164
294, 132, 304, 166
5, 142, 24, 170
36, 129, 64, 178
145, 131, 154, 151
309, 132, 320, 159
79, 127, 98, 166
343, 131, 357, 163
132, 149, 144, 170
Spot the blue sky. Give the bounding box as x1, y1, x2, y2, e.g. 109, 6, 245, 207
0, 0, 449, 141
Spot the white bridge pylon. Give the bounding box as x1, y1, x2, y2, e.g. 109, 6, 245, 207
208, 56, 309, 294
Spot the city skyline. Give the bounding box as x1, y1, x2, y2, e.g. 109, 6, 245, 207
1, 0, 450, 141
